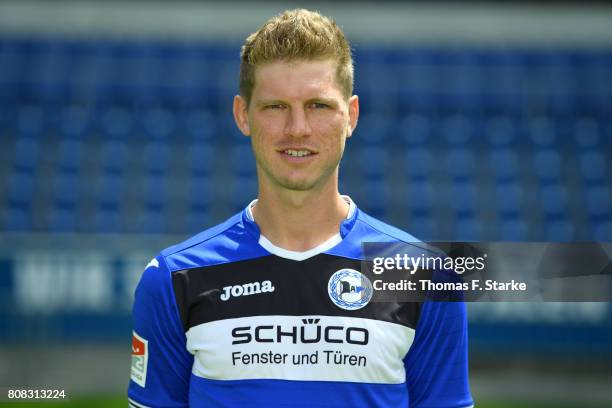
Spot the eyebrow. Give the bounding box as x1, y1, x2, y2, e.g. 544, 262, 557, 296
254, 97, 339, 108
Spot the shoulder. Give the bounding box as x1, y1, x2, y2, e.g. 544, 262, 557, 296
161, 212, 243, 258
355, 211, 420, 243
355, 210, 438, 253
159, 211, 267, 272
329, 208, 440, 259
135, 210, 264, 301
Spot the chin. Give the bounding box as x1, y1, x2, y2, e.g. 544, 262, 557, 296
280, 181, 316, 191
277, 176, 317, 191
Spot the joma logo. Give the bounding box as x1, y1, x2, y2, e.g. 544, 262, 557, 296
220, 280, 275, 301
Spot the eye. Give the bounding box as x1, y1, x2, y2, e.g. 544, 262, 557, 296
310, 102, 329, 109
265, 104, 285, 110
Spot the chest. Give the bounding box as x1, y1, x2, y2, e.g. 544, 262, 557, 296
173, 254, 419, 384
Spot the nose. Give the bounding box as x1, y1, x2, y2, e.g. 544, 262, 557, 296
285, 106, 311, 138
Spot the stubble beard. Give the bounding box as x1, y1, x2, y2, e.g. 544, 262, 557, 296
256, 154, 341, 193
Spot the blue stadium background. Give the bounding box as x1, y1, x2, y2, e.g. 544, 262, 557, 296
1, 39, 610, 239
0, 2, 611, 404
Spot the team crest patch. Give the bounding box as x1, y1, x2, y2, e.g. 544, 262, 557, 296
131, 331, 148, 387
327, 268, 373, 310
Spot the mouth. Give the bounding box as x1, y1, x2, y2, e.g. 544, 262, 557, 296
279, 148, 317, 158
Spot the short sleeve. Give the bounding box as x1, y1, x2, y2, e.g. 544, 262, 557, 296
404, 300, 473, 408
128, 256, 194, 408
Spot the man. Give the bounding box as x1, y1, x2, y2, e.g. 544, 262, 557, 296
128, 9, 472, 408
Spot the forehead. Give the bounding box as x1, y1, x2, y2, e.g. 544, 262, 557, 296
252, 59, 343, 101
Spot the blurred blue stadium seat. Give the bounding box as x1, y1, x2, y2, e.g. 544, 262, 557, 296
137, 208, 165, 234
499, 217, 529, 241
99, 107, 134, 139
356, 113, 390, 144
100, 140, 128, 175
409, 216, 437, 241
489, 148, 519, 183
579, 151, 606, 185
185, 209, 211, 235
360, 181, 389, 219
533, 149, 562, 184
94, 207, 122, 234
404, 147, 434, 181
540, 183, 568, 220
48, 206, 76, 233
143, 141, 170, 176
454, 217, 484, 241
445, 148, 475, 182
441, 115, 474, 146
182, 109, 217, 140
399, 114, 431, 146
16, 104, 45, 137
485, 116, 517, 147
407, 181, 434, 216
360, 146, 389, 180
53, 173, 79, 209
189, 176, 213, 213
591, 221, 612, 241
97, 173, 123, 210
495, 183, 523, 218
450, 181, 478, 217
7, 171, 35, 207
2, 205, 31, 232
188, 142, 214, 177
143, 175, 166, 211
229, 177, 257, 213
231, 144, 256, 178
528, 117, 557, 148
58, 105, 91, 139
13, 137, 41, 173
544, 219, 575, 241
585, 185, 611, 220
56, 139, 83, 174
573, 117, 601, 150
397, 89, 436, 116
141, 107, 176, 140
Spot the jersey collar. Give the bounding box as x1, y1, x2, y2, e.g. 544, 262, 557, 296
242, 195, 358, 261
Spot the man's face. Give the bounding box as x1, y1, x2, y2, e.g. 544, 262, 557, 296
234, 59, 359, 192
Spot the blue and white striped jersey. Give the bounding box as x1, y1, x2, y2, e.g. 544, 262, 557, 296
128, 198, 473, 407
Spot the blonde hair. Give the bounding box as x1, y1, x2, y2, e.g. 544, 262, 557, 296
239, 9, 354, 105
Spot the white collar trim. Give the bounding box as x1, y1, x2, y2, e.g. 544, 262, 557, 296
258, 233, 342, 261
245, 195, 355, 261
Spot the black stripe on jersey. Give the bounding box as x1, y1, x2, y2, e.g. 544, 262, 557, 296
172, 253, 421, 332
128, 398, 150, 408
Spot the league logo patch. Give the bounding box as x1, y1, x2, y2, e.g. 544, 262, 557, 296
131, 331, 148, 387
327, 269, 373, 310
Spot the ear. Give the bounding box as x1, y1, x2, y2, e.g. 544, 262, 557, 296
346, 95, 359, 138
233, 95, 251, 136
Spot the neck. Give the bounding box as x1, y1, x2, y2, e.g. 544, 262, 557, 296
252, 175, 349, 252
